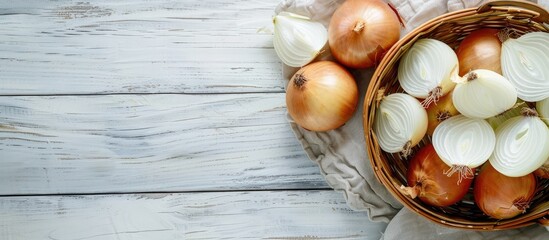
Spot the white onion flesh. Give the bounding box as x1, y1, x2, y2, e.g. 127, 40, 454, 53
398, 38, 458, 100
273, 12, 328, 67
452, 69, 517, 119
501, 32, 549, 102
373, 93, 427, 155
433, 115, 495, 168
489, 114, 549, 177
537, 97, 549, 126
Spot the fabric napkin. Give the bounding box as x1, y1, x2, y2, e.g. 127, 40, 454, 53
275, 0, 549, 238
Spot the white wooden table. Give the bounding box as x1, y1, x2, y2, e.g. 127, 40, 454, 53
0, 0, 388, 239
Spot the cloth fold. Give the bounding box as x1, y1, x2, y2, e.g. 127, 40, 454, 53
276, 0, 548, 238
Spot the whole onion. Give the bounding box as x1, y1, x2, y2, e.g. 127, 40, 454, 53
474, 163, 537, 219
456, 28, 502, 76
401, 144, 473, 207
328, 0, 400, 68
286, 61, 358, 131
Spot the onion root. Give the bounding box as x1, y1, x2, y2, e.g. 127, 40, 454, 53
421, 86, 442, 108
443, 165, 474, 185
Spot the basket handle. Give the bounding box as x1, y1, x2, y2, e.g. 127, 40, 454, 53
477, 0, 549, 23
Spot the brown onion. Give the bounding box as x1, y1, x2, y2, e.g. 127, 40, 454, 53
425, 91, 459, 136
534, 160, 549, 178
456, 28, 502, 76
286, 61, 358, 131
474, 163, 537, 219
401, 144, 473, 207
328, 0, 400, 68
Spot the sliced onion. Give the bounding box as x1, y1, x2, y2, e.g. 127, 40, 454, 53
432, 115, 495, 182
398, 38, 458, 107
537, 97, 549, 126
452, 69, 517, 119
489, 110, 549, 177
501, 31, 549, 102
373, 93, 427, 157
273, 12, 328, 67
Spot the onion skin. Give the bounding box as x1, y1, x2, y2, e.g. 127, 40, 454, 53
405, 144, 473, 207
286, 61, 358, 132
456, 28, 502, 76
328, 0, 400, 68
426, 91, 459, 135
474, 163, 536, 220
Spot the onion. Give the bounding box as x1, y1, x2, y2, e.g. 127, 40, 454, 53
401, 144, 473, 207
456, 28, 502, 76
501, 31, 549, 102
452, 69, 517, 119
373, 93, 427, 157
398, 38, 459, 107
537, 97, 549, 126
474, 163, 536, 220
425, 91, 459, 136
328, 0, 400, 68
489, 108, 549, 177
432, 115, 495, 182
534, 159, 549, 179
286, 61, 358, 132
273, 12, 328, 67
486, 101, 525, 130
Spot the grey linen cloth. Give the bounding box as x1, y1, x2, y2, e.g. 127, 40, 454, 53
276, 0, 549, 238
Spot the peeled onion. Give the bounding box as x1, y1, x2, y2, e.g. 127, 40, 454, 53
273, 12, 328, 67
401, 144, 473, 207
474, 163, 536, 220
286, 61, 358, 132
452, 69, 517, 119
432, 115, 495, 182
328, 0, 400, 68
489, 109, 549, 177
456, 28, 502, 76
373, 93, 427, 157
398, 38, 458, 107
501, 31, 549, 102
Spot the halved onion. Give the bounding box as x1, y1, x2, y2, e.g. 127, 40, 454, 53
452, 69, 517, 119
501, 31, 549, 102
373, 93, 427, 157
398, 38, 458, 107
489, 109, 549, 177
432, 115, 495, 182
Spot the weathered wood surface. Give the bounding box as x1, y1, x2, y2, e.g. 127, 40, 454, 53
0, 0, 390, 239
0, 0, 283, 95
0, 191, 387, 240
0, 94, 329, 194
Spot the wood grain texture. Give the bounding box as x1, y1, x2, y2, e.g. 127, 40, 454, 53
0, 191, 387, 240
0, 0, 283, 95
0, 94, 328, 194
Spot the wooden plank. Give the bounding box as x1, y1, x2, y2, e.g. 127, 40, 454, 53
0, 190, 387, 240
0, 0, 283, 95
0, 94, 327, 194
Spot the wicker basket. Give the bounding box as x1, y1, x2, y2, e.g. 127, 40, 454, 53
364, 0, 549, 230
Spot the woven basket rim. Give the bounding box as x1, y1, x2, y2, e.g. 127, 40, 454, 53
364, 0, 549, 231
